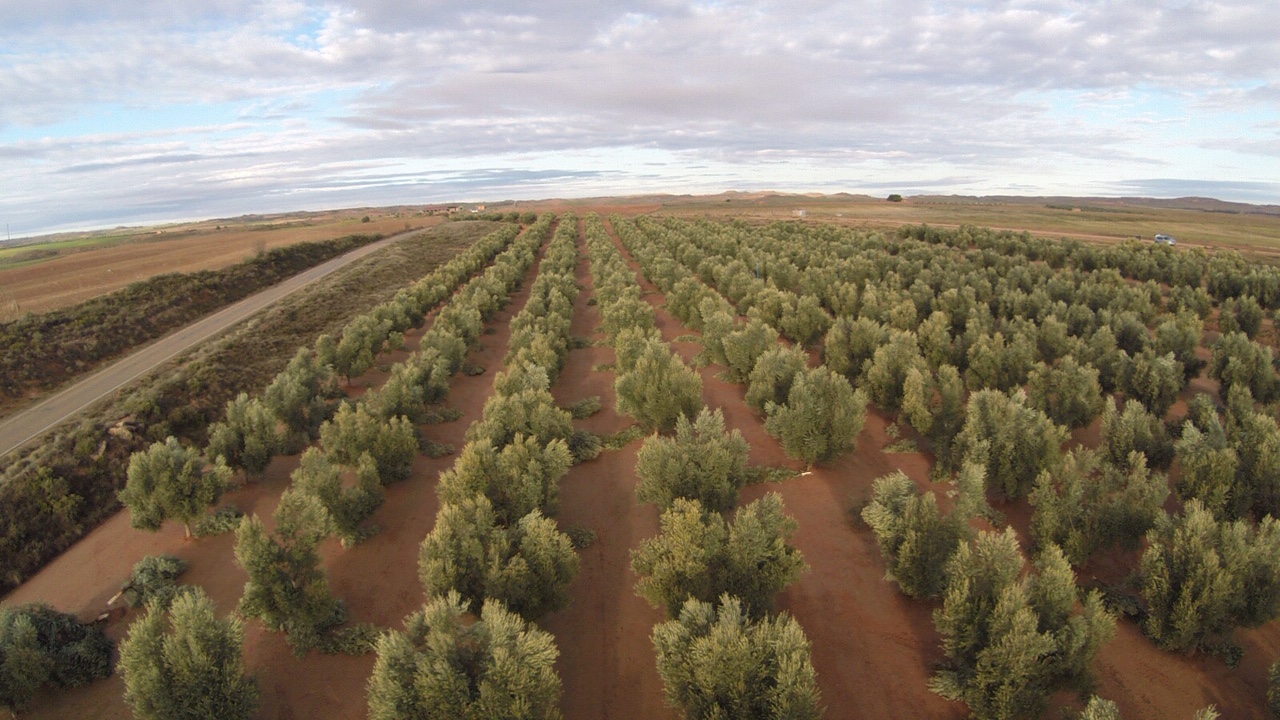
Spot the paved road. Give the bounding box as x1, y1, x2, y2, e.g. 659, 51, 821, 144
0, 228, 422, 460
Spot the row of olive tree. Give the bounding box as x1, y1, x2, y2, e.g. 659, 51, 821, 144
371, 214, 578, 719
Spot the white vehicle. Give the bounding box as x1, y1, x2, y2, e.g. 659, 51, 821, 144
1154, 234, 1177, 245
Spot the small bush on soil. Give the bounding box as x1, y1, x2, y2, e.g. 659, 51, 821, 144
567, 396, 603, 419
0, 603, 114, 714
191, 505, 244, 538
120, 555, 189, 609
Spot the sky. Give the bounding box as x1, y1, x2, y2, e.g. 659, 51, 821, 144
1, 0, 1278, 236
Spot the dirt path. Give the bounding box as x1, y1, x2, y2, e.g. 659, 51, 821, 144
0, 228, 427, 459
540, 219, 677, 720
5, 228, 550, 719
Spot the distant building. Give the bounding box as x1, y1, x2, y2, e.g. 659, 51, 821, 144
792, 209, 807, 218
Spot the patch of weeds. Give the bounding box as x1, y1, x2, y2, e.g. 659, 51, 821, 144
321, 623, 384, 656
674, 334, 700, 343
118, 555, 188, 608
565, 527, 598, 550
884, 439, 919, 453
592, 362, 616, 372
422, 405, 464, 424
462, 363, 486, 376
600, 425, 646, 449
483, 326, 497, 335
569, 430, 603, 463
846, 491, 872, 528
586, 296, 598, 306
569, 335, 593, 350
1088, 578, 1146, 622
192, 505, 244, 538
1202, 639, 1244, 668
743, 465, 800, 485
377, 363, 393, 373
885, 422, 900, 438
422, 439, 454, 458
568, 396, 603, 419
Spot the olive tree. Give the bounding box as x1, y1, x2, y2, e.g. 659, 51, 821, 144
764, 366, 868, 466
861, 469, 978, 598
290, 449, 385, 547
635, 408, 751, 514
615, 340, 703, 433
121, 437, 233, 538
632, 495, 807, 618
952, 390, 1067, 499
653, 595, 821, 720
118, 588, 257, 720
206, 393, 282, 478
1028, 356, 1104, 429
418, 496, 579, 621
744, 345, 808, 414
234, 492, 343, 656
437, 435, 572, 523
319, 403, 418, 483
931, 530, 1115, 720
367, 592, 563, 720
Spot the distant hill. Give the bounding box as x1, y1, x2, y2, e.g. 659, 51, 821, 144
913, 194, 1280, 217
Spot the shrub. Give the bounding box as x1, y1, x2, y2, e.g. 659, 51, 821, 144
635, 408, 752, 514
653, 595, 821, 720
119, 555, 189, 609
765, 367, 867, 466
0, 603, 114, 714
366, 592, 562, 720
118, 588, 257, 720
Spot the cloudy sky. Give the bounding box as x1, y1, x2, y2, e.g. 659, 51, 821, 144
2, 0, 1278, 236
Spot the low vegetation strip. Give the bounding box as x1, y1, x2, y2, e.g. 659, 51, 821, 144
0, 233, 383, 414
0, 222, 509, 596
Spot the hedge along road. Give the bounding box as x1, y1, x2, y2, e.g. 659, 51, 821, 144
0, 227, 426, 460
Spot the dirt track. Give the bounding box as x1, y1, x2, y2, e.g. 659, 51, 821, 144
0, 228, 423, 460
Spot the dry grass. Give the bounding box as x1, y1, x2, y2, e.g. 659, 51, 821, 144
0, 210, 440, 320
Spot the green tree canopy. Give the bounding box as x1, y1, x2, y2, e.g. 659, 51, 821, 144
120, 437, 232, 537
118, 588, 258, 720
367, 592, 563, 720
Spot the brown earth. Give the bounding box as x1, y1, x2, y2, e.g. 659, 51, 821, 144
7, 207, 1280, 719
0, 214, 436, 320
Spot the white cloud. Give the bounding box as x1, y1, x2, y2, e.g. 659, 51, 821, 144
1, 0, 1278, 233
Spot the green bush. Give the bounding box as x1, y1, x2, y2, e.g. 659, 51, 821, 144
615, 341, 703, 433
120, 555, 189, 609
952, 390, 1067, 499
0, 603, 114, 714
765, 367, 867, 465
